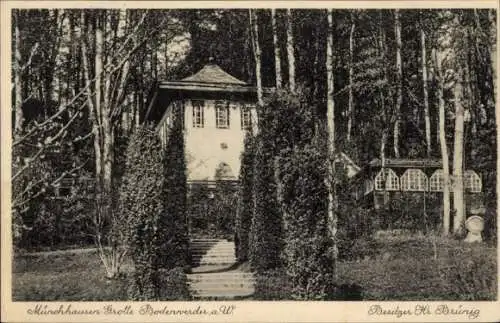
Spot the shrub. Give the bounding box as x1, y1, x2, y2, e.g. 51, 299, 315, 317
375, 193, 441, 234
337, 205, 379, 260
120, 126, 166, 300
158, 267, 191, 300
438, 245, 497, 300
235, 132, 255, 262
253, 269, 292, 300
211, 182, 238, 239
249, 134, 283, 271
187, 183, 237, 240
276, 145, 335, 299
161, 117, 190, 270
249, 90, 315, 273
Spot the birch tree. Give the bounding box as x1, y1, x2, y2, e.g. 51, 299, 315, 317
249, 9, 264, 106
421, 16, 432, 157
271, 9, 282, 89
433, 47, 451, 235
452, 67, 466, 235
80, 9, 165, 278
393, 9, 402, 158
286, 9, 296, 93
326, 8, 337, 273
347, 11, 356, 143
435, 11, 468, 235
13, 10, 23, 136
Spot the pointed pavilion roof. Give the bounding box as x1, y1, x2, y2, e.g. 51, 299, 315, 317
180, 63, 248, 85
145, 63, 260, 121
156, 63, 256, 94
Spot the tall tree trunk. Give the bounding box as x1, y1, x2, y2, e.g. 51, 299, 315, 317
95, 11, 105, 191
421, 25, 431, 157
271, 9, 282, 89
81, 13, 102, 188
13, 10, 23, 136
489, 9, 497, 103
489, 9, 499, 221
393, 9, 402, 158
286, 9, 296, 93
379, 11, 389, 202
433, 48, 451, 236
326, 8, 337, 274
245, 20, 254, 84
313, 22, 321, 99
249, 9, 263, 106
347, 12, 355, 143
452, 69, 465, 235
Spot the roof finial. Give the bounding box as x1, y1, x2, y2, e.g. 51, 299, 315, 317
208, 56, 215, 64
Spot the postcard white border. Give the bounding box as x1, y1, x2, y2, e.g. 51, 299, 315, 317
1, 1, 499, 322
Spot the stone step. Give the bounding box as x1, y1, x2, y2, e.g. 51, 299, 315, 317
192, 251, 235, 255
192, 253, 234, 256
194, 261, 236, 266
194, 262, 236, 267
188, 271, 253, 277
188, 280, 255, 286
189, 241, 235, 248
191, 254, 236, 261
189, 282, 255, 289
191, 255, 236, 261
190, 289, 255, 297
191, 240, 234, 244
191, 254, 235, 258
191, 251, 235, 257
191, 292, 254, 299
191, 251, 235, 256
188, 275, 255, 282
190, 245, 235, 250
190, 286, 255, 292
190, 265, 235, 273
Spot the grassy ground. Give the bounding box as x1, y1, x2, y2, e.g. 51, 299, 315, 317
12, 236, 497, 301
336, 236, 497, 300
12, 251, 129, 301
254, 235, 497, 301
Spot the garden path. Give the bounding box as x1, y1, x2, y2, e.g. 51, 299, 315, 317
188, 239, 255, 299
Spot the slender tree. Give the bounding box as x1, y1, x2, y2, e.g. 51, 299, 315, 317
452, 67, 466, 235
13, 10, 23, 136
80, 9, 158, 278
286, 9, 296, 93
347, 11, 356, 143
393, 9, 402, 158
421, 16, 432, 157
433, 48, 451, 236
249, 9, 263, 106
271, 9, 282, 89
326, 8, 337, 273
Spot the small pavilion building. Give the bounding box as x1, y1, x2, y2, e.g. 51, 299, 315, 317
145, 62, 258, 187
349, 158, 484, 215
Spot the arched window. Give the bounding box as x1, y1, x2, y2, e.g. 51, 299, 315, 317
374, 169, 399, 191
401, 169, 428, 191
215, 162, 235, 180
430, 169, 444, 192
464, 170, 482, 193
364, 179, 374, 195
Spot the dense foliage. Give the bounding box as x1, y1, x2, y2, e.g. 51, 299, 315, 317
160, 117, 190, 269
235, 132, 255, 262
10, 8, 498, 303
249, 130, 283, 271
276, 145, 335, 299
119, 126, 166, 300
249, 90, 314, 272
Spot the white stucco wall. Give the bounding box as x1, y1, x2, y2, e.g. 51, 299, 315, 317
159, 99, 256, 182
